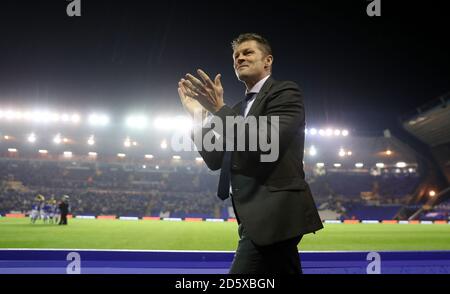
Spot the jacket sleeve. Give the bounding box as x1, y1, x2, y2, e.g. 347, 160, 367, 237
191, 124, 224, 171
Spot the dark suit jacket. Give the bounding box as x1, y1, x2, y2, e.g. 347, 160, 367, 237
193, 77, 323, 246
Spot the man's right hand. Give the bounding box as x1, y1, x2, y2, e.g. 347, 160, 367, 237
178, 79, 207, 121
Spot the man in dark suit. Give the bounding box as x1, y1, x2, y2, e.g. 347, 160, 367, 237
178, 33, 323, 274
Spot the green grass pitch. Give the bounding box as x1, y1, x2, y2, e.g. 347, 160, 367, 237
1, 218, 450, 251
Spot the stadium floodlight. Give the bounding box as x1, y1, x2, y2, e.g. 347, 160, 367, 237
429, 190, 436, 197
50, 113, 60, 122
38, 149, 48, 154
326, 128, 333, 136
88, 114, 109, 126
63, 151, 72, 158
126, 115, 148, 129
88, 152, 97, 157
338, 148, 346, 157
61, 114, 70, 122
342, 129, 349, 136
334, 129, 341, 136
142, 165, 147, 169
385, 149, 392, 155
355, 163, 364, 168
53, 134, 62, 144
8, 148, 18, 153
309, 128, 317, 135
396, 162, 407, 168
154, 115, 193, 131
316, 162, 325, 168
155, 165, 160, 170
4, 135, 10, 140
376, 162, 385, 168
27, 133, 36, 143
318, 129, 325, 136
63, 138, 69, 143
309, 146, 317, 156
71, 114, 81, 124
145, 154, 154, 159
333, 163, 342, 168
117, 153, 126, 158
408, 168, 415, 173
160, 139, 168, 149
195, 157, 203, 162
172, 155, 181, 160
305, 128, 308, 135
87, 135, 95, 146
347, 151, 352, 156
124, 137, 131, 148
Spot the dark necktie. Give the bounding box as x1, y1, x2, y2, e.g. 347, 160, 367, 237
217, 93, 255, 200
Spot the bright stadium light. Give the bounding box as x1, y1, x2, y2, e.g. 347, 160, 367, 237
88, 114, 109, 126
325, 128, 333, 136
142, 165, 147, 169
376, 162, 385, 168
71, 114, 81, 124
87, 135, 95, 146
316, 162, 325, 168
126, 115, 148, 129
145, 154, 154, 159
408, 168, 415, 173
88, 152, 97, 158
154, 116, 193, 131
396, 162, 407, 168
355, 163, 364, 168
195, 157, 203, 162
347, 151, 352, 156
385, 149, 392, 156
429, 190, 436, 197
172, 155, 181, 160
160, 139, 168, 149
117, 153, 126, 158
27, 133, 36, 143
4, 135, 10, 140
333, 163, 342, 168
53, 134, 62, 144
318, 129, 325, 136
334, 129, 341, 136
342, 129, 349, 136
338, 148, 346, 157
309, 128, 317, 135
61, 113, 70, 122
309, 146, 317, 156
63, 151, 72, 158
155, 165, 160, 170
124, 137, 131, 148
8, 148, 18, 153
38, 149, 48, 154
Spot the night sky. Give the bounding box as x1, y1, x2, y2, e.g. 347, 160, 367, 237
1, 0, 449, 134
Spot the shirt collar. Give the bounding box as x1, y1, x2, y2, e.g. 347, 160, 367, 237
245, 74, 271, 96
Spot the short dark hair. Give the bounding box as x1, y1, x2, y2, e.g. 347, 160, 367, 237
231, 33, 272, 56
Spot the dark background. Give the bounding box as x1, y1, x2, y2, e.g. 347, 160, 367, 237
1, 0, 449, 134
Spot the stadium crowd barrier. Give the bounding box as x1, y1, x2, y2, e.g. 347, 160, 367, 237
1, 214, 449, 224
0, 249, 449, 274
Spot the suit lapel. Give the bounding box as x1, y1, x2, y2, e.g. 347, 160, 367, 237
246, 77, 274, 117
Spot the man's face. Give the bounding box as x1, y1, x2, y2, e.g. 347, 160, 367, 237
233, 40, 272, 83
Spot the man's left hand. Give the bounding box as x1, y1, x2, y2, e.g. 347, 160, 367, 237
182, 69, 225, 113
